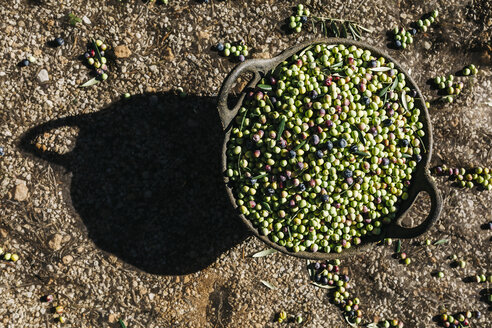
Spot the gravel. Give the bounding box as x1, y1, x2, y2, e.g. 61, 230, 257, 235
0, 0, 491, 327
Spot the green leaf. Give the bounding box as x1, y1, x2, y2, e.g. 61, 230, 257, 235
257, 84, 272, 91
341, 22, 348, 38
310, 282, 337, 289
354, 151, 370, 157
293, 140, 307, 151
433, 239, 449, 245
330, 61, 344, 69
401, 90, 408, 111
402, 153, 412, 159
92, 39, 103, 63
287, 226, 292, 240
68, 13, 82, 26
260, 280, 278, 290
119, 319, 127, 328
395, 239, 401, 253
240, 108, 248, 132
79, 77, 100, 88
261, 202, 272, 212
252, 248, 277, 258
251, 173, 268, 180
390, 75, 399, 91
370, 67, 392, 72
277, 118, 286, 141
330, 21, 339, 37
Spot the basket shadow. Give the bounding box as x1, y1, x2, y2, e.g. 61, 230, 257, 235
19, 92, 248, 275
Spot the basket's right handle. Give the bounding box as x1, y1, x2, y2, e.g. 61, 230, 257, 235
217, 58, 277, 131
385, 172, 442, 239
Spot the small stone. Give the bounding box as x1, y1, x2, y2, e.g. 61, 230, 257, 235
197, 30, 210, 40
37, 69, 49, 83
424, 41, 432, 50
183, 276, 191, 284
48, 234, 64, 251
108, 314, 116, 323
62, 255, 73, 264
82, 16, 91, 24
114, 45, 131, 58
14, 182, 28, 201
163, 47, 174, 61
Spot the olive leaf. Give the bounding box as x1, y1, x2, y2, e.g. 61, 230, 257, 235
261, 202, 272, 212
354, 151, 370, 157
251, 173, 268, 180
348, 23, 361, 40
370, 67, 392, 72
299, 44, 314, 57
402, 153, 412, 159
293, 140, 307, 151
240, 108, 249, 131
401, 90, 408, 111
68, 13, 82, 26
390, 75, 400, 91
341, 23, 348, 38
257, 84, 272, 91
344, 315, 358, 327
260, 280, 278, 290
92, 39, 103, 63
307, 260, 314, 279
330, 61, 344, 69
366, 323, 379, 328
352, 125, 366, 146
433, 239, 449, 245
252, 248, 277, 258
119, 319, 127, 328
310, 282, 337, 289
353, 24, 363, 37
79, 77, 100, 88
330, 21, 339, 37
277, 117, 286, 141
356, 25, 374, 33
287, 226, 292, 240
395, 239, 402, 253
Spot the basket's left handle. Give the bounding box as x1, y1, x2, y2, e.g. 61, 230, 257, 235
217, 58, 276, 131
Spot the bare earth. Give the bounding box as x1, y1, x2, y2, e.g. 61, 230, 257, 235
0, 0, 491, 327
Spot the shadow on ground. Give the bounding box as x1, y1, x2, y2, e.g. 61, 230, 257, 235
20, 92, 248, 275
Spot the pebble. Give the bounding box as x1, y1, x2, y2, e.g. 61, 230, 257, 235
48, 234, 64, 251
114, 45, 131, 58
82, 16, 91, 24
37, 69, 49, 83
163, 47, 174, 61
62, 255, 73, 264
108, 314, 116, 323
13, 181, 28, 201
424, 41, 432, 50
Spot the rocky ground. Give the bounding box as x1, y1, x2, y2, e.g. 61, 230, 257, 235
0, 0, 491, 327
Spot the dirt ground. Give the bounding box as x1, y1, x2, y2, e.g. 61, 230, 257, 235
0, 0, 491, 327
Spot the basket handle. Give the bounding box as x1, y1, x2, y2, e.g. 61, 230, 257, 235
217, 58, 278, 131
385, 172, 442, 239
